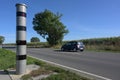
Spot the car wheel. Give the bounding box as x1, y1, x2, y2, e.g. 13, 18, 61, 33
61, 48, 64, 51
73, 48, 77, 52
80, 50, 84, 52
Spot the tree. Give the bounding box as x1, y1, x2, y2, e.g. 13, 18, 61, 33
33, 9, 68, 46
0, 36, 5, 44
31, 37, 40, 43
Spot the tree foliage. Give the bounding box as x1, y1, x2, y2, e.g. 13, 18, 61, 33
31, 37, 40, 43
33, 9, 68, 46
0, 36, 5, 44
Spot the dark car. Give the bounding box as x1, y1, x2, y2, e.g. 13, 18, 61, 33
61, 41, 85, 52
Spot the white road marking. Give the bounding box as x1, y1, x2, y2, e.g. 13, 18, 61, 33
28, 55, 112, 80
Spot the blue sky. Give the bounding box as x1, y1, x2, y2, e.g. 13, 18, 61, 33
0, 0, 120, 43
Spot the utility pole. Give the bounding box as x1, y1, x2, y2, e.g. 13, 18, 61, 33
16, 3, 27, 74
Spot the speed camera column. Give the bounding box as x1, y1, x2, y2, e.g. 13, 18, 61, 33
16, 3, 27, 74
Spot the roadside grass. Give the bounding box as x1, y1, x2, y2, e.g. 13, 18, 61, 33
41, 71, 88, 80
0, 49, 15, 70
51, 44, 120, 53
25, 59, 91, 80
85, 45, 120, 53
0, 49, 91, 80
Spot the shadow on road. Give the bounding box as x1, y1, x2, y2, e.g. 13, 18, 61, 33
0, 70, 8, 75
0, 70, 16, 80
0, 70, 16, 75
54, 49, 79, 52
54, 49, 62, 52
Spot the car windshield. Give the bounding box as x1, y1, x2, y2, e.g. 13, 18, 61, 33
78, 42, 83, 45
65, 42, 71, 45
71, 42, 77, 45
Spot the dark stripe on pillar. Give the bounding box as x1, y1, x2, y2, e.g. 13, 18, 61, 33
17, 12, 26, 17
17, 26, 26, 31
16, 40, 26, 45
16, 55, 26, 60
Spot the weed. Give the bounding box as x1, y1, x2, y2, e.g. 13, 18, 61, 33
30, 68, 52, 77
21, 74, 33, 80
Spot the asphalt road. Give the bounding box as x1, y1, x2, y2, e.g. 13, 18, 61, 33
8, 48, 120, 80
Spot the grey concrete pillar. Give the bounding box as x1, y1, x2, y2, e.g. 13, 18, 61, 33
16, 3, 27, 74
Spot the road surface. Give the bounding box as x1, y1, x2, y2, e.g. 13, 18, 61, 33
8, 48, 120, 80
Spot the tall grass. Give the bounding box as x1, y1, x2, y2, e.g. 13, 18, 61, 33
80, 36, 120, 52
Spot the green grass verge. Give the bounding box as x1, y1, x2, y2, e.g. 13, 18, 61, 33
85, 45, 120, 53
0, 49, 46, 70
41, 71, 88, 80
0, 49, 91, 80
0, 49, 16, 70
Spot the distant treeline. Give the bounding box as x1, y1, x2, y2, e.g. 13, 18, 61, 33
27, 42, 49, 48
3, 42, 49, 48
80, 36, 120, 52
3, 36, 120, 52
